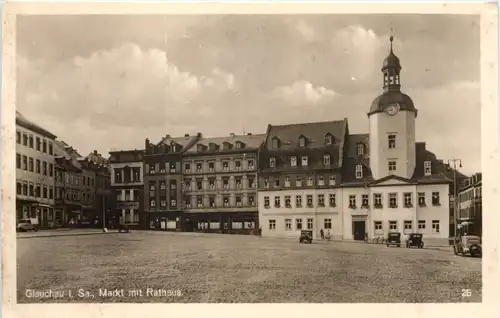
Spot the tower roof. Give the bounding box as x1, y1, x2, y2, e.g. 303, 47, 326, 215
381, 36, 401, 72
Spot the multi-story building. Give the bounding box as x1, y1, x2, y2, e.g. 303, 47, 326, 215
258, 120, 347, 240
15, 111, 57, 228
143, 134, 200, 230
259, 36, 453, 245
182, 133, 265, 234
86, 150, 113, 228
109, 149, 144, 228
458, 173, 482, 236
54, 141, 83, 226
76, 158, 97, 225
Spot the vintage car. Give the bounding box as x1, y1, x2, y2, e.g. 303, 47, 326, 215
117, 223, 131, 233
454, 235, 482, 257
406, 233, 424, 248
386, 232, 401, 247
17, 218, 38, 232
299, 230, 313, 244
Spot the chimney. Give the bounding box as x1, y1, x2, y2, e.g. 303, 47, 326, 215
185, 134, 190, 137
230, 133, 235, 138
145, 138, 150, 150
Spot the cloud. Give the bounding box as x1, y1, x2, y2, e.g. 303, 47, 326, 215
295, 21, 316, 41
271, 80, 337, 106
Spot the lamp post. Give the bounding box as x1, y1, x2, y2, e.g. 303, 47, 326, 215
447, 158, 462, 240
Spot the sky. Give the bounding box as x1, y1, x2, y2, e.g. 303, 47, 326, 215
16, 14, 480, 175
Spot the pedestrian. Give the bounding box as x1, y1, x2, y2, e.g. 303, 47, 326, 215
320, 228, 324, 240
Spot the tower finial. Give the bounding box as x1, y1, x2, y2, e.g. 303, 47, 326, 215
389, 25, 394, 53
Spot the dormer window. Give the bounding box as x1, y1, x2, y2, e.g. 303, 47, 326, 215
299, 136, 307, 147
301, 156, 308, 166
235, 141, 244, 149
290, 156, 297, 167
269, 157, 276, 168
356, 143, 364, 155
324, 154, 331, 165
325, 134, 334, 145
197, 144, 205, 152
424, 161, 432, 176
208, 142, 218, 151
271, 137, 280, 149
222, 142, 232, 150
355, 164, 363, 179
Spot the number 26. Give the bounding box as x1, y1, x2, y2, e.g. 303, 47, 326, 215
462, 289, 472, 297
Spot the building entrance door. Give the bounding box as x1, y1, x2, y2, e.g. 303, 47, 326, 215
352, 220, 366, 241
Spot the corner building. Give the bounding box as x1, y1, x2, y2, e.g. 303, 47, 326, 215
182, 133, 265, 234
259, 37, 452, 245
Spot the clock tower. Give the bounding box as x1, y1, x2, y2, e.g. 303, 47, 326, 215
368, 36, 418, 180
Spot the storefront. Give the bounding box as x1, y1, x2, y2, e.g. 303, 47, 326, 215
183, 212, 259, 235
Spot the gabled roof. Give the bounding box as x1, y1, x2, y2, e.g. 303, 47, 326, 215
184, 133, 265, 154
263, 119, 347, 151
16, 111, 57, 139
157, 134, 200, 149
53, 140, 82, 170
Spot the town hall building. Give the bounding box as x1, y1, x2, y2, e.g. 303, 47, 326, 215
258, 36, 452, 245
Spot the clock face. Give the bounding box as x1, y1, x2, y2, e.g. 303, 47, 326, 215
386, 103, 400, 116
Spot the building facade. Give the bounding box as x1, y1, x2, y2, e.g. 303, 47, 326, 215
109, 150, 144, 228
182, 133, 265, 234
258, 36, 452, 245
15, 111, 57, 228
86, 150, 113, 228
458, 173, 482, 236
143, 134, 200, 230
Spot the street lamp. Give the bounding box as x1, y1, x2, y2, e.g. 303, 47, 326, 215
447, 158, 463, 240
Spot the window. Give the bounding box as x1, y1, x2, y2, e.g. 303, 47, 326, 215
235, 161, 241, 170
184, 197, 192, 208
23, 182, 28, 196
285, 219, 292, 231
418, 220, 426, 231
222, 161, 229, 170
16, 154, 21, 169
197, 197, 203, 208
355, 165, 363, 179
36, 160, 40, 173
171, 200, 178, 209
235, 178, 242, 189
22, 133, 28, 146
324, 218, 332, 229
307, 176, 313, 186
389, 193, 397, 208
184, 163, 191, 172
269, 220, 276, 230
273, 177, 280, 187
16, 131, 21, 144
318, 194, 325, 206
357, 143, 364, 155
296, 177, 302, 187
285, 196, 291, 208
249, 195, 255, 206
306, 195, 313, 207
318, 176, 324, 186
404, 193, 413, 207
264, 178, 269, 188
388, 134, 396, 149
269, 157, 276, 168
22, 156, 28, 170
389, 221, 397, 231
274, 196, 280, 208
248, 160, 254, 169
424, 161, 432, 176
29, 183, 34, 196
374, 221, 383, 233
296, 219, 303, 230
41, 185, 46, 197
235, 142, 242, 149
329, 194, 336, 207
296, 195, 302, 207
290, 156, 297, 167
299, 137, 306, 147
222, 178, 229, 189
362, 194, 369, 207
418, 192, 426, 206
388, 161, 397, 172
272, 138, 279, 149
209, 197, 215, 207
248, 177, 255, 188
48, 164, 53, 177
208, 179, 215, 189
35, 184, 41, 197
307, 218, 314, 230
432, 220, 440, 233
404, 220, 412, 233
196, 163, 202, 172
160, 200, 167, 207
235, 196, 242, 207
149, 182, 156, 192
159, 181, 166, 190
324, 154, 331, 165
264, 196, 270, 208
432, 192, 440, 206
284, 176, 291, 187
170, 180, 177, 189
42, 139, 47, 153
28, 135, 34, 148
329, 175, 336, 186
325, 134, 333, 145
349, 195, 356, 208
301, 156, 308, 166
48, 142, 53, 155
28, 158, 34, 172
36, 137, 41, 150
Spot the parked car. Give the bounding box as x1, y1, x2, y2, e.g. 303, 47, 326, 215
454, 235, 482, 257
406, 233, 424, 248
17, 218, 38, 232
117, 223, 131, 233
386, 232, 401, 247
299, 230, 313, 244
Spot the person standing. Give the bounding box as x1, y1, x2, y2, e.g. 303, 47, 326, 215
320, 228, 324, 240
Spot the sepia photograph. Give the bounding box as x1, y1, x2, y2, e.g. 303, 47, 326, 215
2, 2, 498, 318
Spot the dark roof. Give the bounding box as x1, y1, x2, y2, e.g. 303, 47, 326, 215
368, 91, 417, 116
86, 151, 108, 167
382, 52, 401, 72
53, 140, 82, 171
263, 119, 347, 151
157, 134, 200, 149
16, 111, 57, 139
185, 133, 265, 154
341, 134, 372, 185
